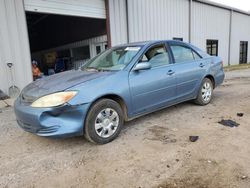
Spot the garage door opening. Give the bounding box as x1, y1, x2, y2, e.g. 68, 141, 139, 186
26, 12, 108, 80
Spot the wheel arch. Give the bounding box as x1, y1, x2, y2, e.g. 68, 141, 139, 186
87, 94, 129, 121
204, 74, 215, 88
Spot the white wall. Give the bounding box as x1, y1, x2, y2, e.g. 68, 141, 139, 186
0, 0, 32, 95
109, 0, 128, 46
230, 12, 250, 65
127, 0, 189, 42
192, 1, 230, 65
108, 0, 250, 66
1, 0, 250, 97
0, 0, 9, 94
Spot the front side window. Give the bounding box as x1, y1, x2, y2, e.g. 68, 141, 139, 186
140, 45, 170, 67
192, 51, 202, 60
82, 46, 141, 71
206, 40, 218, 56
170, 45, 198, 63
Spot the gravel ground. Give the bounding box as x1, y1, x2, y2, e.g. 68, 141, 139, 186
1, 69, 250, 188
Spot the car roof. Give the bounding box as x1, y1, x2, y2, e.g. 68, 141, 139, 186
113, 40, 209, 58
115, 40, 190, 48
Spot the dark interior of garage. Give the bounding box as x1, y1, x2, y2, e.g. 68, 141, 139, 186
25, 12, 107, 79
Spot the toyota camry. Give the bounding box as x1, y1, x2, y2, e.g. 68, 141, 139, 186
14, 40, 224, 144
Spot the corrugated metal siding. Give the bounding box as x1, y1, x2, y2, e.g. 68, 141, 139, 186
192, 1, 230, 64
127, 0, 189, 42
0, 0, 32, 94
230, 12, 250, 65
24, 0, 106, 19
0, 0, 10, 94
108, 0, 128, 46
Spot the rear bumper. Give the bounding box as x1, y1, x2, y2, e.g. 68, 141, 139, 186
14, 97, 90, 138
215, 70, 225, 87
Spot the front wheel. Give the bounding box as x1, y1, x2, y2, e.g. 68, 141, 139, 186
84, 99, 124, 144
194, 78, 213, 105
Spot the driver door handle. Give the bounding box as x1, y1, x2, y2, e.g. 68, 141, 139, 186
199, 63, 205, 68
167, 70, 175, 76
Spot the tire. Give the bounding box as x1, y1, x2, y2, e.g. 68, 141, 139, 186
194, 78, 213, 105
84, 99, 124, 144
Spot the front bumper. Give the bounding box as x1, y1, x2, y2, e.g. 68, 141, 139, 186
14, 97, 90, 138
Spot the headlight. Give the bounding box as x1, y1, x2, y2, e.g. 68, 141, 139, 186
31, 91, 78, 108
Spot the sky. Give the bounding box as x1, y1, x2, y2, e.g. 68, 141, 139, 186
209, 0, 250, 11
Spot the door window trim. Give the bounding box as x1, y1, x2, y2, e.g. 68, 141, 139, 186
168, 41, 202, 64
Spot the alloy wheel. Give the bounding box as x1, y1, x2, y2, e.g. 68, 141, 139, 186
94, 108, 119, 138
201, 81, 212, 102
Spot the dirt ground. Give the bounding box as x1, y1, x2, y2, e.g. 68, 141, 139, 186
1, 69, 250, 188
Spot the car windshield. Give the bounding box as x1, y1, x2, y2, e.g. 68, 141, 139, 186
82, 46, 141, 71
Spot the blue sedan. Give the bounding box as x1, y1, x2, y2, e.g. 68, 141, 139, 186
14, 40, 224, 144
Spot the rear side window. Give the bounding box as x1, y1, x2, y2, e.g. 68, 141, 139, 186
170, 45, 201, 63
141, 45, 170, 67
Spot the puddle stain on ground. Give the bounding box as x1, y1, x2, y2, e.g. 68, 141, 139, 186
155, 159, 249, 188
145, 126, 177, 144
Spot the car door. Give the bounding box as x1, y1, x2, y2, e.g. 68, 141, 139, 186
168, 41, 208, 101
129, 43, 177, 115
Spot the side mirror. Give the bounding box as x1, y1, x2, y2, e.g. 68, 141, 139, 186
133, 62, 151, 71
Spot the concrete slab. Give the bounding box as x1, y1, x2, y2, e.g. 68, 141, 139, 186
0, 100, 6, 108
5, 98, 15, 106
0, 101, 5, 109
0, 98, 15, 108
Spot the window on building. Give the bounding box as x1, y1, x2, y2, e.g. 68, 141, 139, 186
173, 37, 183, 41
72, 46, 90, 60
141, 44, 170, 67
239, 41, 248, 64
96, 46, 101, 55
206, 40, 218, 56
170, 45, 201, 63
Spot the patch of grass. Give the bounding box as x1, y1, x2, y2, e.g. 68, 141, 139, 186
224, 63, 250, 71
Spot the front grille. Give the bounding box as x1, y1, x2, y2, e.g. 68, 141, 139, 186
38, 126, 60, 134
17, 120, 38, 133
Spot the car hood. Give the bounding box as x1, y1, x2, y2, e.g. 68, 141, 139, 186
21, 70, 114, 102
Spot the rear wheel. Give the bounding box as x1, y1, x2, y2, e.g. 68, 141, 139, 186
84, 99, 124, 144
194, 78, 213, 105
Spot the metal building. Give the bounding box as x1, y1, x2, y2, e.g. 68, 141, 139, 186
0, 0, 250, 95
